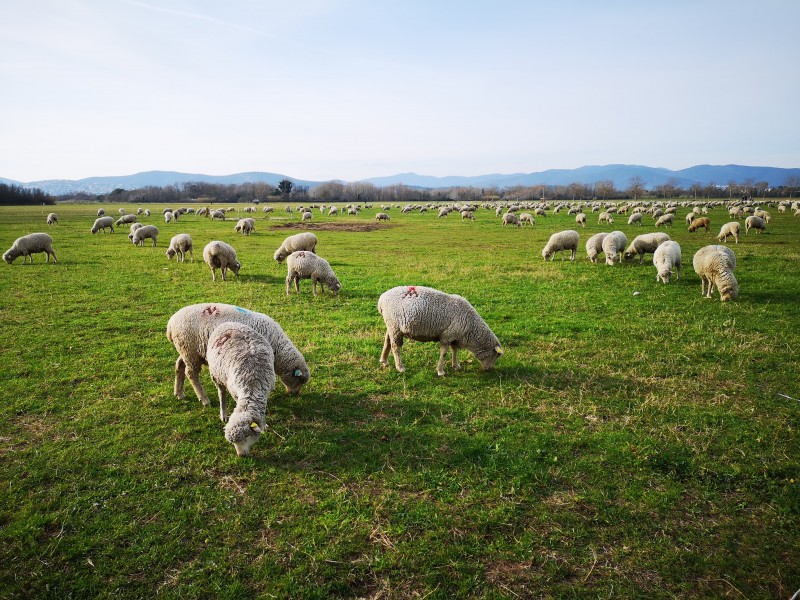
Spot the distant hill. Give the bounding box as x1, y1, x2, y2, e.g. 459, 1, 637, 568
5, 164, 799, 195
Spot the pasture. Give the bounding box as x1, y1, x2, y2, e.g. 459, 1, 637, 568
0, 201, 798, 598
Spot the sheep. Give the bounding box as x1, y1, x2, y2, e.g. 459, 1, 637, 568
754, 210, 771, 223
655, 214, 674, 227
688, 217, 711, 233
46, 213, 58, 225
144, 209, 151, 217
263, 206, 275, 213
127, 222, 144, 241
91, 216, 115, 234
653, 240, 682, 284
166, 302, 310, 403
375, 212, 390, 221
623, 232, 671, 264
438, 207, 450, 218
301, 211, 313, 222
164, 211, 174, 224
131, 225, 159, 247
461, 210, 475, 220
273, 232, 318, 263
328, 206, 339, 216
285, 251, 341, 296
115, 214, 137, 226
502, 213, 521, 227
745, 215, 766, 234
206, 322, 275, 457
377, 285, 503, 377
627, 212, 643, 226
519, 213, 536, 225
3, 233, 58, 264
118, 208, 126, 215
97, 208, 105, 217
136, 207, 143, 215
585, 232, 609, 264
692, 245, 738, 301
542, 230, 580, 261
166, 233, 194, 263
234, 217, 255, 236
575, 213, 586, 227
598, 212, 614, 224
210, 209, 226, 221
717, 222, 740, 244
602, 231, 628, 265
203, 240, 240, 281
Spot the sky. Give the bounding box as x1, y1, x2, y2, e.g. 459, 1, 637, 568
2, 0, 798, 183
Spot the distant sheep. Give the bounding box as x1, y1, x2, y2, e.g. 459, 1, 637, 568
167, 303, 310, 403
745, 215, 766, 234
623, 232, 671, 264
627, 212, 643, 226
653, 240, 682, 284
285, 251, 341, 296
118, 208, 126, 215
234, 217, 255, 235
144, 209, 151, 217
693, 245, 738, 301
598, 212, 614, 224
575, 213, 586, 227
203, 240, 240, 281
127, 222, 144, 241
210, 210, 226, 221
206, 322, 275, 457
301, 211, 313, 222
377, 285, 503, 376
164, 211, 175, 223
688, 217, 711, 233
116, 214, 137, 226
131, 225, 159, 247
46, 213, 58, 225
91, 216, 115, 234
461, 210, 475, 220
542, 230, 580, 261
519, 213, 536, 225
585, 232, 609, 264
3, 233, 58, 264
97, 208, 105, 217
602, 231, 628, 265
502, 213, 521, 227
375, 212, 390, 221
717, 222, 740, 244
273, 232, 318, 263
166, 233, 194, 263
655, 214, 674, 227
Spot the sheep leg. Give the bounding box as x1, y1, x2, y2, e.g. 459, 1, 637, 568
436, 343, 449, 376
189, 249, 193, 262
294, 277, 300, 293
211, 267, 217, 282
570, 248, 576, 261
285, 274, 293, 295
380, 332, 392, 367
217, 385, 229, 423
221, 267, 227, 281
312, 277, 318, 297
389, 335, 405, 373
185, 362, 211, 406
451, 345, 462, 371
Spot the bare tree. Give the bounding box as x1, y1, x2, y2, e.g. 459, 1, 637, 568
785, 176, 800, 198
626, 176, 645, 201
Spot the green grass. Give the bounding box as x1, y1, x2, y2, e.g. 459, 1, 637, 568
0, 202, 798, 598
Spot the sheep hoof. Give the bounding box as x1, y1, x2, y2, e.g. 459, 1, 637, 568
437, 370, 446, 377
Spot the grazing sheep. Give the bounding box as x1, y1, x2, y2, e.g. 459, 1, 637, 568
688, 217, 711, 233
575, 213, 586, 227
234, 218, 255, 235
623, 232, 671, 264
328, 206, 339, 216
97, 208, 105, 217
164, 211, 174, 223
438, 207, 450, 218
166, 233, 194, 263
692, 245, 738, 301
91, 216, 115, 234
502, 213, 521, 227
118, 208, 126, 215
585, 232, 609, 264
273, 232, 318, 263
542, 230, 580, 261
602, 231, 628, 265
653, 240, 682, 284
655, 214, 674, 227
115, 214, 137, 226
127, 222, 144, 241
3, 233, 58, 264
519, 213, 536, 225
627, 212, 643, 226
131, 225, 159, 247
210, 210, 226, 221
46, 213, 58, 225
745, 215, 766, 234
203, 240, 240, 281
717, 222, 740, 244
285, 251, 341, 296
206, 322, 275, 457
263, 206, 275, 213
754, 210, 771, 223
136, 207, 143, 215
375, 212, 390, 221
377, 285, 503, 377
461, 210, 475, 220
166, 302, 310, 402
301, 211, 313, 222
144, 209, 151, 217
598, 212, 614, 224
196, 207, 208, 217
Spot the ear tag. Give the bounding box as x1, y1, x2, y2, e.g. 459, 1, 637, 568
494, 346, 504, 355
294, 369, 303, 377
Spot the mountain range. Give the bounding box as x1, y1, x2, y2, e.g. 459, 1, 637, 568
2, 164, 798, 196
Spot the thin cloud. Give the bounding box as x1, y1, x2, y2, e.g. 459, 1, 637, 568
118, 0, 268, 36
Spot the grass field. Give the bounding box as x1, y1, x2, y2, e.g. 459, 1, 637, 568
0, 201, 798, 599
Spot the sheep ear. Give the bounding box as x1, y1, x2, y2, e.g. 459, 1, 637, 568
250, 422, 262, 433
494, 345, 503, 355
293, 369, 303, 377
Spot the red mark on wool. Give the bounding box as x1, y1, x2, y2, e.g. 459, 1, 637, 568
203, 306, 219, 316
402, 286, 418, 299
297, 251, 305, 258
213, 332, 232, 348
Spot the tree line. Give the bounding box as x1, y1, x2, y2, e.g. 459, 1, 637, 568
0, 183, 55, 206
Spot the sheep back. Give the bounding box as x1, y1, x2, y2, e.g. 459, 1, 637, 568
623, 232, 670, 263
542, 230, 580, 260
692, 245, 738, 301
585, 232, 608, 263
131, 225, 159, 247
3, 233, 58, 264
273, 232, 318, 262
601, 231, 628, 265
91, 216, 115, 233
652, 240, 682, 284
285, 251, 341, 295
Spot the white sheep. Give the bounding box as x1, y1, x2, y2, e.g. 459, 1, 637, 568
166, 233, 194, 262
144, 209, 151, 217
136, 207, 143, 215
542, 230, 580, 261
3, 233, 58, 264
375, 212, 390, 221
46, 213, 58, 225
164, 211, 174, 223
127, 222, 144, 241
97, 208, 105, 217
623, 232, 671, 264
692, 245, 738, 301
166, 302, 310, 403
655, 214, 674, 227
652, 240, 682, 284
118, 208, 126, 215
585, 232, 609, 264
285, 251, 341, 296
203, 240, 240, 281
328, 206, 339, 216
461, 210, 475, 220
627, 212, 643, 226
575, 213, 586, 227
601, 231, 628, 265
377, 285, 503, 376
91, 216, 115, 234
745, 215, 766, 234
301, 211, 313, 222
598, 212, 614, 224
131, 225, 159, 247
234, 218, 255, 235
502, 213, 521, 227
210, 210, 226, 221
273, 232, 318, 263
206, 322, 275, 457
115, 214, 137, 226
518, 213, 536, 225
717, 222, 740, 244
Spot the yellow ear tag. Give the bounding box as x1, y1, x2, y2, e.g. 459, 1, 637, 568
250, 422, 259, 430
495, 346, 504, 355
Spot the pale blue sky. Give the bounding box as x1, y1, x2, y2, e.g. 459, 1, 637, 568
2, 0, 798, 182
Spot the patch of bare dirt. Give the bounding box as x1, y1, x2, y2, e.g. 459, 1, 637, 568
271, 222, 393, 232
